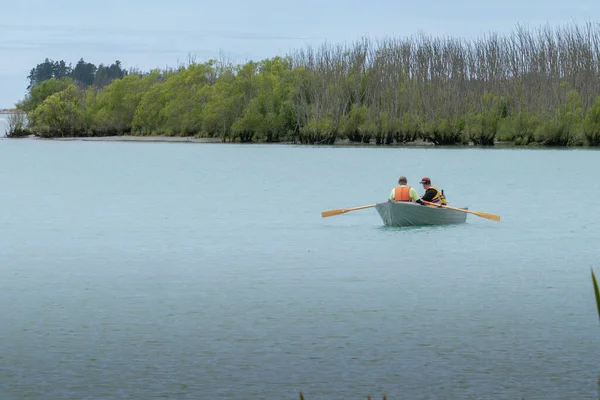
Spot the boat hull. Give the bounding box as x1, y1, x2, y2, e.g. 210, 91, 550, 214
374, 201, 468, 227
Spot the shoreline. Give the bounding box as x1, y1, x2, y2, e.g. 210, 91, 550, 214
2, 134, 543, 148
8, 135, 441, 146
40, 135, 225, 144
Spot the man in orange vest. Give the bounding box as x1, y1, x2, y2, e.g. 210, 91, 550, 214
389, 176, 424, 204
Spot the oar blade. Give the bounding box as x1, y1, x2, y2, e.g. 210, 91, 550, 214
426, 200, 501, 222
473, 211, 501, 221
321, 209, 345, 218
321, 204, 376, 218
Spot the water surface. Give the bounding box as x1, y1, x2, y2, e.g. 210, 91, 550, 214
0, 139, 599, 399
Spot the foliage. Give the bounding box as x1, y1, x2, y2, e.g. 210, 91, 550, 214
509, 111, 540, 145
90, 72, 160, 135
27, 58, 127, 90
27, 59, 71, 90
299, 117, 338, 144
5, 112, 29, 138
15, 23, 600, 146
28, 84, 86, 137
584, 96, 600, 145
397, 112, 421, 143
421, 114, 465, 145
466, 93, 508, 146
340, 104, 368, 142
17, 78, 73, 115
591, 268, 600, 323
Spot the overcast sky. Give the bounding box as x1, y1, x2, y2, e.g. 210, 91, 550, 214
1, 0, 598, 108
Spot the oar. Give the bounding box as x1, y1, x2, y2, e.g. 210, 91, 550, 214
423, 200, 500, 222
321, 204, 376, 218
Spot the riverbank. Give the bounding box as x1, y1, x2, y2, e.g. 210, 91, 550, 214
10, 135, 463, 146
39, 135, 225, 143
2, 134, 527, 147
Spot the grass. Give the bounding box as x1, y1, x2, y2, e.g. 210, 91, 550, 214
592, 268, 600, 322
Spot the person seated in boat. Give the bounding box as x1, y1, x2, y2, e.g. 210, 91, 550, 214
389, 176, 424, 204
419, 177, 447, 205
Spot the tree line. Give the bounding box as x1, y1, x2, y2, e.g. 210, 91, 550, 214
11, 22, 600, 146
26, 58, 129, 90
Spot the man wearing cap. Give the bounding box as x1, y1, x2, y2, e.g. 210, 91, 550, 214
419, 177, 447, 205
389, 176, 424, 204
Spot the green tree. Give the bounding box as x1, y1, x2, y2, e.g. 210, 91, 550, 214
71, 58, 98, 87
28, 84, 85, 137
27, 59, 72, 89
94, 60, 127, 88
91, 71, 160, 134
158, 61, 217, 136
536, 89, 583, 146
17, 78, 74, 124
584, 96, 600, 145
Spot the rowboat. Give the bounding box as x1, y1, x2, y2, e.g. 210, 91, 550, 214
374, 200, 468, 227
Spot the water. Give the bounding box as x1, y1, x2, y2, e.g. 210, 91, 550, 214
0, 139, 599, 399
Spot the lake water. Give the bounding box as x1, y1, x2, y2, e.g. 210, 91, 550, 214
1, 138, 599, 399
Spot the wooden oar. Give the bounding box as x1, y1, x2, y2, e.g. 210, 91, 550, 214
321, 204, 376, 218
423, 200, 500, 222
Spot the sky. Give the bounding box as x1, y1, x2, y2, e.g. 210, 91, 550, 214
1, 0, 599, 108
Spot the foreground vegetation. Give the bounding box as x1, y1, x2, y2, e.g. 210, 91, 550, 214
10, 22, 600, 146
591, 268, 600, 321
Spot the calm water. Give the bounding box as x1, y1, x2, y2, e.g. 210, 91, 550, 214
1, 139, 599, 399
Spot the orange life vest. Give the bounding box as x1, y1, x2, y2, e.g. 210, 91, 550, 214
394, 185, 412, 201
